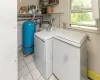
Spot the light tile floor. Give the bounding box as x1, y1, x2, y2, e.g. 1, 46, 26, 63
18, 51, 90, 80
18, 52, 57, 80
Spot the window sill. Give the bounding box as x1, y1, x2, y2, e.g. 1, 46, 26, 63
68, 25, 100, 34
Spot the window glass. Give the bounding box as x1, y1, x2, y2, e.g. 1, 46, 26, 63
71, 12, 96, 26
71, 0, 92, 10
71, 0, 96, 27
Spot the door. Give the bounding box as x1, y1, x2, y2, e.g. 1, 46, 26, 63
0, 0, 17, 80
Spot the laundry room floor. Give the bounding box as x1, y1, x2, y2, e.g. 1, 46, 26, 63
18, 51, 91, 80
18, 51, 57, 80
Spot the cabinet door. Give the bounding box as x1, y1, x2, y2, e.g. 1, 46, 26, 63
53, 38, 80, 80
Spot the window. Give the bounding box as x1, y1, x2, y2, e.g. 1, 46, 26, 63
71, 0, 96, 28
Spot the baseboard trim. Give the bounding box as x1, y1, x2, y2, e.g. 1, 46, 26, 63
88, 70, 100, 80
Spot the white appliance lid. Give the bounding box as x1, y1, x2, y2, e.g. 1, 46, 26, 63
35, 28, 62, 41
35, 30, 56, 41
55, 30, 87, 44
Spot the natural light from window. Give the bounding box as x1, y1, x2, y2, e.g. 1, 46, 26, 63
71, 0, 96, 28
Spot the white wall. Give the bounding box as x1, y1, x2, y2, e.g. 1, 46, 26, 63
0, 0, 17, 80
86, 32, 100, 74
17, 0, 39, 12
53, 0, 100, 74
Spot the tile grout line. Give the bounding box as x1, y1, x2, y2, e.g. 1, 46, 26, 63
23, 54, 34, 64
18, 70, 30, 80
22, 72, 30, 79
18, 65, 26, 72
24, 55, 42, 80
20, 53, 41, 80
23, 57, 35, 80
18, 59, 27, 71
25, 59, 34, 65
18, 53, 31, 80
37, 76, 41, 80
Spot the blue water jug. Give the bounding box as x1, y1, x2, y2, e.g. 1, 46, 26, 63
23, 21, 36, 55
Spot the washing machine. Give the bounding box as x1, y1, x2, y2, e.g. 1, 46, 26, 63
53, 30, 88, 80
34, 30, 58, 80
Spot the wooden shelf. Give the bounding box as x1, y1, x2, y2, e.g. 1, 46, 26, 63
18, 13, 64, 17
39, 0, 59, 6
17, 13, 33, 17
17, 13, 64, 21
47, 2, 58, 6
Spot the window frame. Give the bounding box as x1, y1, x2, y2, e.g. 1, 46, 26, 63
70, 0, 99, 30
